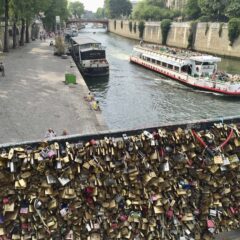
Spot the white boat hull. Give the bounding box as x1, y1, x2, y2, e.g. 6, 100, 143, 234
130, 56, 240, 96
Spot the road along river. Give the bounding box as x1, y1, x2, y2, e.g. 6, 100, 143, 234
80, 28, 240, 130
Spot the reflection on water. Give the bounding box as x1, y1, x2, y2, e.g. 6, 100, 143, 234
79, 28, 240, 130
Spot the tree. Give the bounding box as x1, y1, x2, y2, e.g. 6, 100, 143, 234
133, 0, 180, 21
198, 0, 228, 21
43, 0, 69, 31
95, 8, 105, 19
184, 0, 201, 20
105, 0, 132, 18
68, 1, 84, 18
225, 0, 240, 18
228, 18, 240, 45
3, 0, 9, 52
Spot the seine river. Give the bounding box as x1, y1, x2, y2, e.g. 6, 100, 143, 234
80, 28, 240, 130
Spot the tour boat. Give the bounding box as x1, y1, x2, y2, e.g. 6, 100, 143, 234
70, 37, 109, 77
130, 45, 240, 96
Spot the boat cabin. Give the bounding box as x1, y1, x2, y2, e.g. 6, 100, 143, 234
70, 37, 106, 62
133, 46, 221, 78
189, 56, 221, 77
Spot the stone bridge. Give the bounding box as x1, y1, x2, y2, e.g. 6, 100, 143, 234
67, 18, 109, 28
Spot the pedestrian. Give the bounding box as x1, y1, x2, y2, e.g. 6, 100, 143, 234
62, 129, 68, 136
91, 100, 100, 111
44, 128, 56, 139
0, 62, 5, 77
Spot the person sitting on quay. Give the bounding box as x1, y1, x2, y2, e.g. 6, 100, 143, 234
84, 92, 94, 102
91, 100, 100, 111
44, 128, 57, 139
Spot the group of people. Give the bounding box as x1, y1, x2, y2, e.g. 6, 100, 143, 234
84, 92, 100, 111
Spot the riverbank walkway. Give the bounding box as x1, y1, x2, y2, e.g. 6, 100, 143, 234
0, 39, 108, 144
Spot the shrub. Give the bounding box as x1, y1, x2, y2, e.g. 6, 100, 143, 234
121, 21, 123, 29
133, 22, 137, 33
228, 18, 240, 46
138, 21, 145, 39
188, 20, 198, 49
114, 20, 116, 30
129, 21, 133, 32
161, 19, 171, 45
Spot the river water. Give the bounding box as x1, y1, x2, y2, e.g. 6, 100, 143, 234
80, 28, 240, 130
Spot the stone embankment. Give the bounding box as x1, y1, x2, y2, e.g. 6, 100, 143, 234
108, 20, 240, 59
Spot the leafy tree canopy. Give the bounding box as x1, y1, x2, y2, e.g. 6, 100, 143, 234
133, 0, 180, 21
184, 0, 201, 20
104, 0, 132, 18
225, 0, 240, 18
198, 0, 228, 21
95, 8, 105, 19
68, 1, 84, 18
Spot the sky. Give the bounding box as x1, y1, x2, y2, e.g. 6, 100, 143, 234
69, 0, 105, 12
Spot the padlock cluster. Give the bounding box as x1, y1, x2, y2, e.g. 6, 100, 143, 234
0, 123, 240, 240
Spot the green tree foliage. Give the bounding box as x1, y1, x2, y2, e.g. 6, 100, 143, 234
43, 0, 69, 31
68, 1, 84, 18
161, 19, 171, 45
95, 8, 105, 19
228, 18, 240, 45
133, 22, 137, 33
184, 0, 201, 20
104, 0, 132, 18
129, 21, 133, 32
133, 0, 180, 21
198, 0, 228, 21
138, 21, 145, 38
225, 0, 240, 18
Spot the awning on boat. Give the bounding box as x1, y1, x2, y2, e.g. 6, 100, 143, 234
190, 56, 221, 63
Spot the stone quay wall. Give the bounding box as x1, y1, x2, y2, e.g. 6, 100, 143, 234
108, 20, 240, 58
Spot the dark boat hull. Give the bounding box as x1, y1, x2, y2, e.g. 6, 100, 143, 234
79, 66, 109, 77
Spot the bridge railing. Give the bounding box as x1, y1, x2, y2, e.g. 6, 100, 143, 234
1, 115, 239, 149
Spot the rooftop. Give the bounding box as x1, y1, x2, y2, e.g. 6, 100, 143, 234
71, 37, 101, 46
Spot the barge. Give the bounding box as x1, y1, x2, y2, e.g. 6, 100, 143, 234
70, 37, 109, 77
130, 45, 240, 96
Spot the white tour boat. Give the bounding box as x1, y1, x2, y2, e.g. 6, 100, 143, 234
130, 45, 240, 96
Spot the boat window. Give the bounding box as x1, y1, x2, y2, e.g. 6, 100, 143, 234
162, 62, 167, 68
174, 66, 179, 71
202, 62, 214, 65
195, 61, 201, 65
146, 57, 150, 62
157, 61, 161, 65
168, 64, 173, 70
152, 59, 156, 64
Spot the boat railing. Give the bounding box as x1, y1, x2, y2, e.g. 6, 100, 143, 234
136, 45, 191, 61
135, 46, 189, 65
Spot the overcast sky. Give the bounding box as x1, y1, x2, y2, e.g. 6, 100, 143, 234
69, 0, 105, 12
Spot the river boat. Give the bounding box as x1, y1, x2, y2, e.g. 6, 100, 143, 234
130, 44, 240, 96
70, 37, 109, 77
